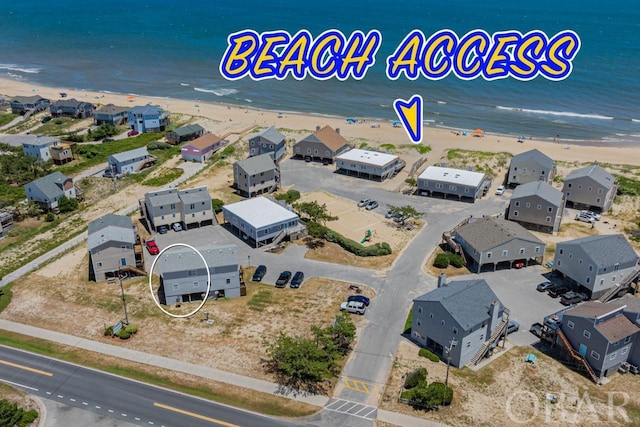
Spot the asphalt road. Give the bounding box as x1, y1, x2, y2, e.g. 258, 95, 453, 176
0, 345, 298, 427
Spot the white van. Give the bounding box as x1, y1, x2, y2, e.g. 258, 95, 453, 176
340, 301, 366, 315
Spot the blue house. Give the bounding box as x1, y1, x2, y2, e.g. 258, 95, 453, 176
126, 105, 170, 133
248, 126, 286, 162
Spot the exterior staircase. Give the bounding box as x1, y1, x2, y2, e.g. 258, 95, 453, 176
598, 268, 640, 303
442, 217, 472, 265
119, 265, 148, 277
555, 328, 600, 384
261, 229, 287, 251
470, 318, 508, 365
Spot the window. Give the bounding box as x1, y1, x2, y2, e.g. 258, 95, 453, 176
226, 278, 231, 284
569, 253, 573, 259
546, 216, 552, 222
514, 167, 518, 171
567, 320, 575, 329
579, 259, 583, 265
610, 352, 617, 360
418, 307, 423, 314
548, 206, 553, 212
429, 313, 433, 319
193, 281, 199, 288
600, 279, 604, 285
526, 202, 531, 208
502, 250, 508, 257
515, 201, 520, 207
486, 252, 492, 259
441, 320, 446, 326
519, 248, 525, 255
537, 204, 542, 210
622, 347, 629, 355
598, 188, 603, 194
591, 351, 600, 360
170, 203, 176, 209
612, 276, 617, 282
589, 264, 593, 272
596, 198, 601, 203
453, 327, 458, 334
578, 184, 582, 189
559, 249, 564, 255
190, 203, 195, 209
568, 183, 572, 188
188, 270, 198, 276
557, 260, 561, 265
466, 342, 471, 348
614, 263, 620, 271
173, 284, 179, 290
583, 330, 591, 339
449, 185, 457, 191
417, 320, 422, 326
625, 336, 632, 344
513, 211, 519, 216
588, 186, 592, 191
586, 277, 591, 284
97, 262, 103, 267
535, 246, 541, 253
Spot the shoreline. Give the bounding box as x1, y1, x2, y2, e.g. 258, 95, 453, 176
2, 77, 640, 167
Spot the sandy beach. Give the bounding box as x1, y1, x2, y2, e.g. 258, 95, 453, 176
2, 77, 640, 167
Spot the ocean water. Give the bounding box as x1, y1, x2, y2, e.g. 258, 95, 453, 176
1, 0, 639, 144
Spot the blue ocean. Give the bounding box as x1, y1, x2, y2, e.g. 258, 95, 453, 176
1, 0, 638, 144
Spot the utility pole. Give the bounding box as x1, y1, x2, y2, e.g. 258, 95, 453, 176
118, 267, 130, 325
443, 338, 457, 406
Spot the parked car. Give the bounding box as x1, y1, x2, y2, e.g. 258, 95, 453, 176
495, 185, 505, 195
365, 200, 379, 210
172, 222, 183, 232
304, 156, 312, 162
385, 210, 394, 219
158, 225, 168, 234
347, 294, 370, 306
127, 130, 139, 137
102, 138, 115, 142
145, 239, 160, 255
537, 281, 553, 292
548, 286, 570, 298
507, 320, 520, 334
275, 271, 292, 288
393, 213, 407, 223
252, 265, 267, 282
513, 260, 525, 269
575, 213, 595, 223
560, 291, 583, 306
41, 116, 52, 124
290, 271, 305, 288
340, 301, 366, 315
580, 210, 601, 221
357, 198, 370, 207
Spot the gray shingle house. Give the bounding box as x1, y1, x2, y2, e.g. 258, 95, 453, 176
248, 126, 286, 162
507, 149, 555, 186
507, 181, 565, 234
178, 186, 216, 229
107, 147, 153, 175
49, 98, 94, 118
157, 244, 241, 305
558, 301, 640, 379
166, 124, 205, 145
10, 95, 50, 115
562, 163, 617, 212
418, 166, 489, 202
142, 186, 215, 232
24, 172, 77, 211
553, 234, 640, 300
93, 104, 128, 125
19, 135, 58, 162
88, 214, 137, 282
233, 153, 279, 197
411, 277, 511, 368
293, 125, 350, 163
454, 216, 546, 272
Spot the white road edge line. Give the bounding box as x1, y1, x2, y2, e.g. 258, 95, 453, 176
0, 379, 38, 391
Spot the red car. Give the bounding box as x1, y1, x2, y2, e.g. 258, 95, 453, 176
146, 239, 160, 255
127, 130, 139, 137
513, 261, 525, 269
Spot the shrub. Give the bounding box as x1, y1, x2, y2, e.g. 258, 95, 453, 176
44, 212, 55, 222
305, 221, 392, 257
419, 348, 440, 362
104, 326, 113, 336
147, 141, 172, 150
116, 329, 131, 339
434, 253, 450, 268
448, 253, 465, 268
274, 189, 301, 204
211, 198, 224, 213
124, 324, 137, 334
58, 196, 79, 213
222, 146, 235, 156
404, 367, 428, 389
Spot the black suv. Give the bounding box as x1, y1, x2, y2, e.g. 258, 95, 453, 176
252, 265, 267, 282
275, 271, 292, 288
290, 271, 304, 288
548, 286, 570, 298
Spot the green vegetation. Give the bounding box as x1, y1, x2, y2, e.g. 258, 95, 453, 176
386, 204, 424, 221
58, 195, 79, 213
0, 399, 38, 427
419, 348, 440, 362
263, 312, 356, 393
414, 144, 431, 154
0, 113, 18, 127
247, 289, 274, 312
404, 367, 428, 389
615, 174, 640, 196
211, 198, 225, 213
306, 221, 392, 257
44, 212, 55, 222
274, 189, 301, 204
434, 253, 450, 268
358, 142, 368, 149
380, 143, 396, 150
0, 143, 53, 206
222, 146, 235, 156
0, 283, 13, 313
142, 168, 184, 186
403, 306, 413, 334
86, 124, 119, 141
401, 368, 452, 408
434, 252, 465, 269
293, 201, 338, 225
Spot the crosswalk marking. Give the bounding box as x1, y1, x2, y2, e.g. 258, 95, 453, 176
324, 398, 377, 420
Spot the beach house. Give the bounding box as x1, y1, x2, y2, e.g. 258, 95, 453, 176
93, 104, 128, 126
233, 153, 280, 197
335, 148, 404, 181
417, 166, 489, 202
18, 135, 58, 162
507, 149, 555, 186
24, 171, 78, 211
166, 124, 205, 145
87, 214, 137, 282
411, 277, 511, 368
126, 105, 170, 133
49, 141, 74, 165
293, 125, 350, 164
49, 98, 94, 118
562, 163, 617, 213
157, 244, 241, 305
10, 95, 50, 115
248, 126, 287, 162
141, 186, 215, 232
107, 147, 153, 175
181, 133, 226, 163
507, 181, 565, 234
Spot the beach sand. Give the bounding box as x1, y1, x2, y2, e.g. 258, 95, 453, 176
2, 77, 640, 167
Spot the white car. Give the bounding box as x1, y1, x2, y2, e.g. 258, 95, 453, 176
575, 213, 595, 224
580, 210, 601, 221
357, 198, 370, 207
340, 301, 366, 315
495, 185, 505, 195
172, 222, 183, 232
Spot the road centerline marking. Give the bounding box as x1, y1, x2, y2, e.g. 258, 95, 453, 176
0, 359, 53, 377
154, 402, 239, 427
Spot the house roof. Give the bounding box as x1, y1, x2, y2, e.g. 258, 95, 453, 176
595, 315, 640, 343
235, 153, 275, 175
95, 104, 128, 115
159, 244, 238, 275
146, 189, 180, 208
510, 149, 554, 169
455, 216, 545, 252
511, 181, 563, 206
619, 295, 640, 315
418, 166, 486, 187
414, 279, 504, 331
110, 147, 149, 163
87, 214, 135, 251
299, 125, 349, 151
178, 186, 210, 205
127, 105, 165, 116
336, 148, 398, 167
11, 95, 48, 104
184, 133, 223, 151
223, 197, 298, 230
250, 126, 285, 144
0, 134, 58, 147
565, 163, 615, 189
171, 124, 204, 137
51, 98, 93, 109
557, 234, 638, 267
26, 171, 69, 199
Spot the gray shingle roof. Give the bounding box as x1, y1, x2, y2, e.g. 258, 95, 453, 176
235, 153, 275, 175
11, 95, 48, 104
511, 181, 563, 206
159, 244, 238, 274
619, 295, 640, 315
455, 216, 545, 252
172, 124, 204, 137
26, 171, 69, 199
414, 279, 504, 330
511, 149, 554, 169
147, 189, 180, 208
110, 147, 149, 163
95, 104, 128, 115
178, 187, 210, 205
565, 164, 615, 189
87, 214, 135, 250
51, 98, 93, 109
557, 234, 638, 267
250, 126, 285, 144
127, 105, 164, 116
0, 134, 59, 147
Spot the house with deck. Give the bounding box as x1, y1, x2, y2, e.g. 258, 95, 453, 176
233, 153, 279, 197
142, 186, 215, 232
553, 234, 640, 300
418, 166, 489, 202
88, 214, 137, 282
181, 133, 226, 163
293, 125, 350, 163
335, 148, 404, 181
49, 142, 74, 165
10, 95, 50, 115
248, 126, 286, 161
24, 171, 78, 211
107, 147, 153, 175
126, 105, 170, 133
19, 135, 58, 162
507, 149, 555, 186
454, 216, 546, 272
411, 276, 511, 368
49, 98, 94, 118
157, 244, 241, 305
93, 104, 128, 125
507, 181, 565, 234
562, 163, 617, 213
166, 124, 205, 145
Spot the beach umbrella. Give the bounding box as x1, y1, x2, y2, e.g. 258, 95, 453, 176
194, 104, 200, 108
346, 118, 356, 124
473, 129, 485, 137
127, 95, 135, 102
392, 120, 401, 127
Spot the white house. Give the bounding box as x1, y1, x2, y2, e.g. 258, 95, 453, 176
335, 148, 403, 181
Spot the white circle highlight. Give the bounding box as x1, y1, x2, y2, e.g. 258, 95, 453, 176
148, 242, 211, 318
